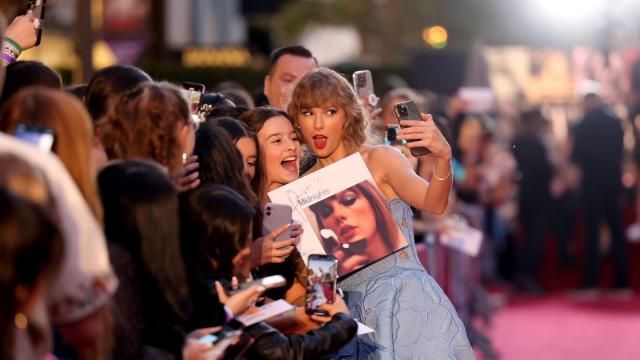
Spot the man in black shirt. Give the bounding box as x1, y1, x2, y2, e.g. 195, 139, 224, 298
512, 109, 553, 292
571, 91, 629, 292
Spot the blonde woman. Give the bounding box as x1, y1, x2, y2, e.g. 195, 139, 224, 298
287, 68, 473, 359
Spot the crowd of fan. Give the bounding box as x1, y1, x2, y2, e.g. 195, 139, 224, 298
1, 7, 637, 360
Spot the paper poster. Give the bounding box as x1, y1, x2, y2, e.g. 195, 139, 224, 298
268, 153, 407, 277
237, 299, 295, 327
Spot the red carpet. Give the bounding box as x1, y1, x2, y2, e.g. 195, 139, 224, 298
477, 294, 640, 360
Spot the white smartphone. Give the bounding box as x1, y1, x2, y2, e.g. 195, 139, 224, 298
262, 203, 292, 242
239, 275, 287, 290
352, 70, 378, 107
14, 123, 55, 152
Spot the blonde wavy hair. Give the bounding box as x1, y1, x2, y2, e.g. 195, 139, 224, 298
286, 67, 372, 153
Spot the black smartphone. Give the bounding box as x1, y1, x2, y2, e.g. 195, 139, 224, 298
13, 123, 54, 152
393, 100, 430, 157
305, 254, 338, 316
181, 82, 206, 115
27, 0, 46, 46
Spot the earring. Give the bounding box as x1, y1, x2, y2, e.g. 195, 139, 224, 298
14, 313, 28, 329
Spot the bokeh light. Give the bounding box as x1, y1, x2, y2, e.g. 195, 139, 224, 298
423, 25, 448, 49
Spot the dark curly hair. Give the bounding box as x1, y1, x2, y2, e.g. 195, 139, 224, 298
98, 82, 191, 174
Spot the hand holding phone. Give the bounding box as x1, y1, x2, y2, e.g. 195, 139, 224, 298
353, 70, 379, 107
184, 326, 241, 360
393, 100, 430, 157
309, 294, 349, 324
215, 281, 265, 320
305, 254, 338, 316
263, 203, 293, 242
27, 0, 46, 46
197, 328, 242, 346
250, 223, 296, 267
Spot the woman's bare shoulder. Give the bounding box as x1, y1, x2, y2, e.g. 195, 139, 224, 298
360, 145, 405, 166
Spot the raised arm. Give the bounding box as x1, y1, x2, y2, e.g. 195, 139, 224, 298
373, 114, 453, 214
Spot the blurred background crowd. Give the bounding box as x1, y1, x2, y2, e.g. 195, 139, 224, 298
2, 0, 640, 359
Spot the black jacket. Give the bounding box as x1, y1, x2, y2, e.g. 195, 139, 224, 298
235, 313, 357, 360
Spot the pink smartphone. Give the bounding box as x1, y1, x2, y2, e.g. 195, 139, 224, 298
262, 203, 292, 242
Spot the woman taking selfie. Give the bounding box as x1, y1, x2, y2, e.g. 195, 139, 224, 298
287, 68, 473, 359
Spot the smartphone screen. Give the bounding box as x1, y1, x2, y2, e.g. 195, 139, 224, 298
180, 89, 202, 115
14, 124, 54, 152
305, 254, 338, 314
181, 82, 205, 115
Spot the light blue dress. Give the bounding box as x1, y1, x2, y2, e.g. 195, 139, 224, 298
337, 199, 474, 359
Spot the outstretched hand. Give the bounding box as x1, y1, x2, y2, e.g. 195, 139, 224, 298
215, 281, 264, 317
309, 294, 350, 324
183, 327, 240, 360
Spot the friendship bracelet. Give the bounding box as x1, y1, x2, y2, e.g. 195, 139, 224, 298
2, 41, 19, 54
4, 36, 22, 53
2, 44, 20, 59
1, 51, 16, 66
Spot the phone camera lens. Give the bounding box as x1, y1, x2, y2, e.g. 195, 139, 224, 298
266, 212, 271, 216
398, 105, 408, 116
266, 207, 271, 211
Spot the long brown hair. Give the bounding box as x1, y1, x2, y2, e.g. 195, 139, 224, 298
239, 106, 291, 200
98, 82, 191, 175
0, 88, 103, 223
287, 67, 372, 153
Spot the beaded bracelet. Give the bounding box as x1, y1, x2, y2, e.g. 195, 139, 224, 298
1, 51, 16, 66
3, 38, 22, 62
4, 36, 22, 53
2, 45, 18, 58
